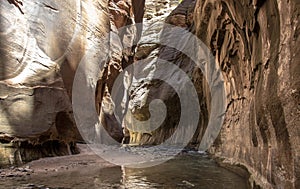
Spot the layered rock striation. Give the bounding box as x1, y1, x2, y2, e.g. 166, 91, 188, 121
0, 0, 110, 165
193, 0, 300, 188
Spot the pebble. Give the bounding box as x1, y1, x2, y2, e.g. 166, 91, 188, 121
182, 180, 195, 187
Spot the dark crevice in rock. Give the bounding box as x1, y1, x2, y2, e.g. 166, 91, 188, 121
0, 139, 79, 167
225, 96, 247, 113
42, 3, 59, 12
6, 0, 24, 14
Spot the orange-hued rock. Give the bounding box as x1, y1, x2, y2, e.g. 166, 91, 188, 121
193, 0, 300, 188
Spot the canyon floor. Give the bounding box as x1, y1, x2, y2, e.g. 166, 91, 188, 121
0, 144, 249, 189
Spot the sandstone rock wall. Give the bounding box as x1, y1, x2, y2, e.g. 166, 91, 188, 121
0, 0, 110, 166
94, 0, 146, 144
123, 0, 186, 145
193, 0, 299, 188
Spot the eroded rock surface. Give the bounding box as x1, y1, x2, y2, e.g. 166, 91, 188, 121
0, 0, 110, 165
93, 0, 146, 144
124, 0, 196, 146
193, 0, 300, 188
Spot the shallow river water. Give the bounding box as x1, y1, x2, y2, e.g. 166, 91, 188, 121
0, 151, 249, 189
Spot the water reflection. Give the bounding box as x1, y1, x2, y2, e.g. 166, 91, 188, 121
0, 153, 248, 189
94, 154, 248, 189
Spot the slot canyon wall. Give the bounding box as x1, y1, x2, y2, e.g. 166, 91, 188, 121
0, 0, 90, 165
0, 0, 299, 188
193, 0, 299, 188
0, 0, 143, 165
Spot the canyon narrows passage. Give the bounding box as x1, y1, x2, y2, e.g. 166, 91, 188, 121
0, 0, 299, 188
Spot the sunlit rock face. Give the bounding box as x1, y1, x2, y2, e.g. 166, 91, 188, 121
94, 0, 146, 143
124, 0, 201, 146
0, 0, 110, 166
124, 0, 215, 150
193, 0, 299, 188
0, 0, 145, 165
